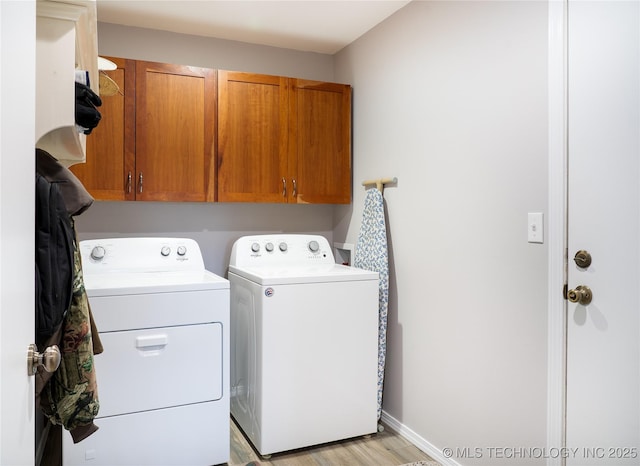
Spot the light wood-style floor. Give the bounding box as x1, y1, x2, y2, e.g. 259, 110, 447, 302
226, 418, 441, 466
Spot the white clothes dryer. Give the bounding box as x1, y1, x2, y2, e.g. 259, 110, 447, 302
62, 237, 230, 466
228, 234, 379, 457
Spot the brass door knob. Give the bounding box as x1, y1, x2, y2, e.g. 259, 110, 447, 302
27, 344, 61, 375
574, 250, 592, 268
567, 285, 593, 305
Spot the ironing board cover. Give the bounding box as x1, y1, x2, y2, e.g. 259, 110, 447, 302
354, 188, 389, 420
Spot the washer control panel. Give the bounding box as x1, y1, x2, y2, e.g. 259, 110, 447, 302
230, 234, 335, 267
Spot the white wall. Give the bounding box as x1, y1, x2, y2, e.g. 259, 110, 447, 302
96, 22, 335, 80
334, 2, 549, 464
76, 24, 338, 276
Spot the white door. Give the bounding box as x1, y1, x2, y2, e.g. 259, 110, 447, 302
0, 2, 37, 465
566, 1, 640, 464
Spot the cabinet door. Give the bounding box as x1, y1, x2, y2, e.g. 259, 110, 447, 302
70, 57, 135, 200
289, 79, 352, 204
217, 71, 289, 202
135, 61, 215, 202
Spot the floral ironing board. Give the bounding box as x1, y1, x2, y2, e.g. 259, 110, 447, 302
354, 188, 389, 421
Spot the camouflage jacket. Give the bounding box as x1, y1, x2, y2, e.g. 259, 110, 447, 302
40, 223, 101, 443
36, 149, 102, 443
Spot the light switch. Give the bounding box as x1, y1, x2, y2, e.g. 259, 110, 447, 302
528, 212, 544, 243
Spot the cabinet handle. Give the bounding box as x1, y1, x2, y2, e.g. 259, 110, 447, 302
126, 171, 132, 193
282, 177, 286, 197
138, 172, 143, 193
292, 178, 297, 198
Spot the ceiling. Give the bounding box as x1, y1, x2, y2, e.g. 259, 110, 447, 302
96, 0, 411, 55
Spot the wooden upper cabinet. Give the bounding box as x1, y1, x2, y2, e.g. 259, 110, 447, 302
217, 71, 289, 202
73, 60, 351, 204
70, 57, 135, 200
135, 61, 216, 202
217, 71, 352, 204
289, 79, 352, 204
72, 58, 216, 202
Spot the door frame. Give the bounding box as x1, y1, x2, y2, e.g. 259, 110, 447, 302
547, 1, 568, 465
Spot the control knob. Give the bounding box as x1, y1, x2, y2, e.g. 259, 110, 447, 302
161, 246, 171, 257
251, 242, 260, 253
177, 246, 187, 256
90, 246, 106, 261
308, 240, 319, 253
279, 242, 288, 252
265, 242, 274, 252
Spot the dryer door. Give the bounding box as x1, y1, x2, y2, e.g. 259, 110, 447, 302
97, 323, 223, 417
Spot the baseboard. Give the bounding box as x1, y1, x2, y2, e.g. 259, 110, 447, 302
380, 410, 462, 466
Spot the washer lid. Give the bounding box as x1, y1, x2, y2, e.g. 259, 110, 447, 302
84, 270, 229, 296
228, 263, 378, 286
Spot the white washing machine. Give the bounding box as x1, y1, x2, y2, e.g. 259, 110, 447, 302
228, 234, 379, 457
63, 237, 230, 466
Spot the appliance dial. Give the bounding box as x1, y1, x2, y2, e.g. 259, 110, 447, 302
279, 242, 288, 252
251, 242, 260, 253
161, 246, 171, 257
90, 246, 106, 261
308, 240, 320, 253
265, 242, 274, 252
177, 246, 187, 256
